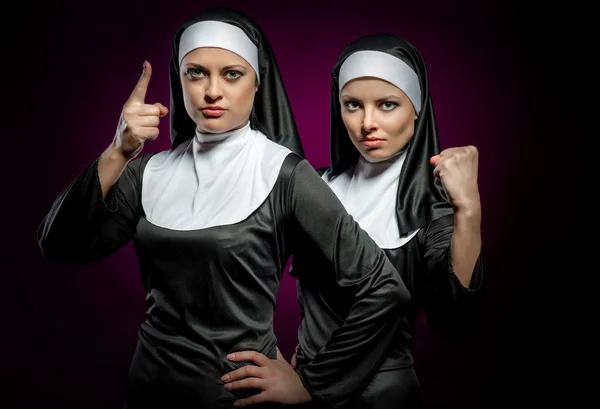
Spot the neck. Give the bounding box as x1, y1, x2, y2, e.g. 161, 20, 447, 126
360, 148, 407, 165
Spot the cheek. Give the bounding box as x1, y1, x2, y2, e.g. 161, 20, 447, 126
182, 83, 201, 106
341, 113, 361, 137
385, 113, 414, 140
232, 83, 256, 111
181, 86, 195, 114
401, 118, 415, 137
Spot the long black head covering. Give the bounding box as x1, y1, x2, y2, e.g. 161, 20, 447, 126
330, 33, 453, 234
168, 7, 304, 157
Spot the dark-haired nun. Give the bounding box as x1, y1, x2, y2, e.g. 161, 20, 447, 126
226, 33, 484, 408
37, 8, 412, 409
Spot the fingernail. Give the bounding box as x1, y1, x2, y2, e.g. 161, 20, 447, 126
227, 353, 235, 360
221, 374, 229, 381
224, 383, 232, 390
143, 61, 147, 71
233, 402, 240, 407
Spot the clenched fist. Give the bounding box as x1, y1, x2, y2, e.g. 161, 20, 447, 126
114, 60, 168, 160
430, 145, 480, 213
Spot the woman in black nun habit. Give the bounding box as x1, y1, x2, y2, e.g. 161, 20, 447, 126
37, 8, 412, 409
226, 34, 484, 408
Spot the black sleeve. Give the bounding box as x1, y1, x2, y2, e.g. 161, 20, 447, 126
420, 214, 484, 335
287, 159, 411, 408
37, 155, 151, 265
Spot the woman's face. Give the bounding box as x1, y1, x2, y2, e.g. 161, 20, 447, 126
180, 47, 258, 134
340, 77, 417, 161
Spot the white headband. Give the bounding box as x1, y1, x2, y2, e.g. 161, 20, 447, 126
178, 20, 260, 84
338, 50, 421, 114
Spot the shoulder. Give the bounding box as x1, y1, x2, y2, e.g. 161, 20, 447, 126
279, 152, 309, 180
275, 155, 329, 196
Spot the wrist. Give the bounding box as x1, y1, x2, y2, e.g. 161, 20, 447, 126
453, 205, 481, 234
102, 142, 134, 165
454, 203, 480, 219
453, 195, 481, 224
452, 192, 481, 216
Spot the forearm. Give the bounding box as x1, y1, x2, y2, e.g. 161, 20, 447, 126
298, 295, 403, 407
98, 142, 131, 198
450, 201, 482, 288
38, 152, 142, 264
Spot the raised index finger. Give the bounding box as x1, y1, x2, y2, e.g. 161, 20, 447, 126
128, 60, 152, 104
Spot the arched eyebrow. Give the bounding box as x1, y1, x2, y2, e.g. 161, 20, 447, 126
222, 65, 248, 71
183, 63, 248, 72
376, 95, 403, 102
340, 94, 403, 102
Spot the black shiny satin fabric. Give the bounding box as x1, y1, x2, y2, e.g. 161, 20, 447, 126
295, 361, 424, 409
294, 213, 484, 408
329, 34, 453, 234
168, 7, 304, 158
37, 153, 409, 408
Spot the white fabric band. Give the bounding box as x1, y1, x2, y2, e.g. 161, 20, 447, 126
179, 20, 260, 84
339, 50, 421, 114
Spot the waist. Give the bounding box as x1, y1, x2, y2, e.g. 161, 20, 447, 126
127, 339, 277, 409
139, 320, 277, 374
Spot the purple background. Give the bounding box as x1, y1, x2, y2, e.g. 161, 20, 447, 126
5, 1, 581, 408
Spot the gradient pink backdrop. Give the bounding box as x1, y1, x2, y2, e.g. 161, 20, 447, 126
5, 1, 581, 408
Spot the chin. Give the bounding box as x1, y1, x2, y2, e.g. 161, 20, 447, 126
197, 119, 231, 134
361, 148, 393, 162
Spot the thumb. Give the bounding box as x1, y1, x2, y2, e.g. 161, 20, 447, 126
128, 60, 152, 104
430, 154, 440, 166
154, 102, 169, 117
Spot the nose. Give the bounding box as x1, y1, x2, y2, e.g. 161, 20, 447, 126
205, 77, 223, 101
362, 106, 378, 133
